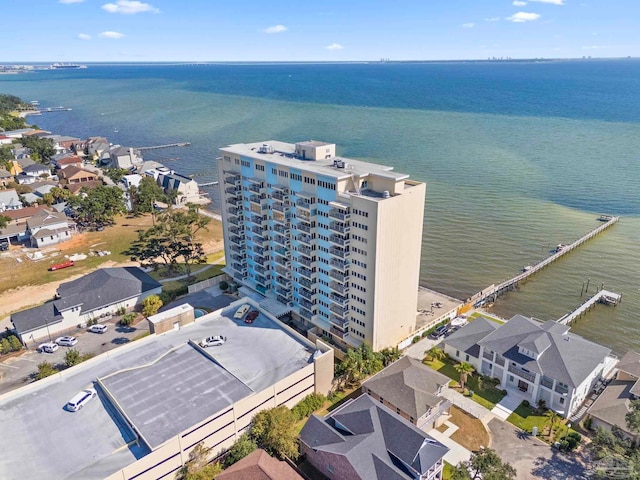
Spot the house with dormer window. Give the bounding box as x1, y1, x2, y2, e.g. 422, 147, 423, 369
443, 315, 617, 418
25, 209, 75, 248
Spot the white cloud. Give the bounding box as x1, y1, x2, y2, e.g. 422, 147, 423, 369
462, 22, 475, 28
99, 31, 125, 39
485, 17, 501, 22
77, 33, 91, 40
59, 0, 84, 3
102, 0, 159, 14
506, 12, 541, 22
325, 43, 344, 50
263, 25, 287, 34
529, 0, 564, 4
513, 0, 527, 5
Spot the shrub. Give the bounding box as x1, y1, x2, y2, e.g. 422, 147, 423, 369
120, 312, 137, 326
219, 280, 229, 291
412, 336, 421, 344
584, 416, 593, 430
292, 393, 326, 421
501, 389, 508, 396
522, 400, 530, 407
0, 338, 10, 355
116, 306, 126, 316
35, 361, 58, 380
225, 433, 257, 467
8, 335, 22, 352
142, 295, 163, 317
421, 330, 429, 338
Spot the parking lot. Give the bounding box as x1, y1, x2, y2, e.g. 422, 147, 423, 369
0, 319, 150, 396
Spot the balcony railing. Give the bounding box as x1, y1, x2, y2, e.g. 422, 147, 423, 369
273, 201, 289, 212
271, 191, 289, 202
225, 185, 240, 195
330, 258, 349, 270
329, 247, 349, 259
299, 298, 315, 311
299, 288, 316, 301
273, 246, 289, 257
250, 236, 265, 246
274, 275, 291, 288
330, 326, 348, 339
250, 195, 266, 206
541, 377, 554, 389
275, 266, 291, 278
254, 265, 267, 275
229, 245, 242, 254
228, 217, 240, 226
330, 304, 348, 317
330, 316, 348, 330
270, 213, 289, 225
227, 197, 240, 206
276, 286, 292, 297
329, 222, 350, 234
255, 275, 267, 286
298, 267, 315, 279
329, 269, 349, 283
482, 351, 494, 361
248, 183, 264, 194
232, 262, 247, 273
329, 209, 350, 221
329, 234, 349, 247
329, 292, 348, 306
507, 364, 536, 383
296, 223, 313, 234
230, 254, 246, 262
299, 308, 316, 321
227, 206, 241, 216
224, 174, 241, 186
274, 256, 291, 267
298, 277, 314, 289
495, 355, 505, 366
296, 198, 315, 210
230, 235, 245, 246
296, 234, 314, 245
296, 245, 313, 257
329, 282, 348, 295
555, 383, 569, 395
272, 234, 290, 247
295, 256, 315, 268
250, 215, 266, 225
273, 225, 290, 235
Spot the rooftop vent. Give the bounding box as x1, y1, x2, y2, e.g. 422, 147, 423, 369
333, 159, 345, 169
382, 190, 390, 198
259, 144, 274, 154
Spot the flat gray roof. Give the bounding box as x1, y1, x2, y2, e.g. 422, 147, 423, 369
221, 140, 410, 182
0, 304, 315, 480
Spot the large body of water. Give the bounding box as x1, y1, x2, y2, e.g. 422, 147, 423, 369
2, 61, 639, 354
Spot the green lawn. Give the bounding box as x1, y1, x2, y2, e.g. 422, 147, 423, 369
469, 312, 505, 324
423, 357, 505, 409
443, 461, 456, 480
507, 402, 549, 435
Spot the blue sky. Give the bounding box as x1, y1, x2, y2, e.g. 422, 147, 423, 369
2, 0, 639, 62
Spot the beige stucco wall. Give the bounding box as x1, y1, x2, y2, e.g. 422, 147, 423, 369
148, 305, 195, 334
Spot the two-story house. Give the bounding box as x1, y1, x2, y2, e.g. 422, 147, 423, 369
443, 315, 617, 418
26, 209, 75, 248
362, 356, 451, 430
157, 172, 201, 205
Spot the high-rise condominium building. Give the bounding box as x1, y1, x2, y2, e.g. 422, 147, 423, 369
218, 140, 426, 351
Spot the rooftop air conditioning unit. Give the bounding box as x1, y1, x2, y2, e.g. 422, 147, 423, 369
259, 144, 274, 154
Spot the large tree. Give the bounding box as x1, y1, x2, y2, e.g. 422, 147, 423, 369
335, 343, 384, 387
19, 136, 55, 164
176, 442, 223, 480
451, 448, 517, 480
0, 215, 10, 229
626, 399, 640, 433
589, 426, 640, 480
67, 185, 126, 227
250, 406, 299, 460
126, 204, 209, 277
129, 176, 167, 216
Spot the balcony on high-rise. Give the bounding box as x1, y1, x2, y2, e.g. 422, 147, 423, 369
330, 258, 349, 270
295, 255, 315, 268
272, 234, 290, 247
329, 233, 349, 247
329, 222, 350, 234
298, 267, 315, 280
329, 269, 349, 283
329, 304, 348, 318
329, 281, 349, 295
329, 208, 351, 221
299, 288, 316, 301
296, 233, 313, 245
328, 292, 348, 307
329, 247, 349, 259
224, 173, 241, 186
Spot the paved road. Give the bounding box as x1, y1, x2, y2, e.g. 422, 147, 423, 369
488, 418, 589, 480
0, 320, 149, 396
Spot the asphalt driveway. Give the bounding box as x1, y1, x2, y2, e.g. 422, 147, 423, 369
488, 418, 589, 480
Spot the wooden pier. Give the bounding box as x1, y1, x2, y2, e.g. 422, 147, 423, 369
137, 142, 190, 151
199, 181, 218, 187
557, 290, 621, 326
470, 215, 619, 307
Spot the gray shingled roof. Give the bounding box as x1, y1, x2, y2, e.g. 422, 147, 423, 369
617, 351, 640, 379
11, 268, 161, 336
478, 315, 611, 388
587, 380, 636, 436
299, 394, 448, 480
444, 317, 498, 356
363, 356, 449, 419
55, 267, 161, 314
26, 209, 69, 229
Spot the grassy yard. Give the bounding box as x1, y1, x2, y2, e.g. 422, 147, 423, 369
469, 312, 505, 324
423, 357, 505, 410
443, 462, 456, 480
507, 402, 550, 436
448, 406, 490, 451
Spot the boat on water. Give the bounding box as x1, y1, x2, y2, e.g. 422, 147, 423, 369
556, 243, 566, 253
50, 63, 87, 69
113, 128, 119, 133
30, 100, 39, 106
523, 265, 533, 272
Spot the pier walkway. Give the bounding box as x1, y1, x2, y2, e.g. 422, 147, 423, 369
137, 142, 190, 151
469, 215, 619, 308
558, 290, 621, 326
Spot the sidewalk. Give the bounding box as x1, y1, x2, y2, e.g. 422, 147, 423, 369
439, 386, 495, 424
491, 388, 529, 421
427, 421, 471, 466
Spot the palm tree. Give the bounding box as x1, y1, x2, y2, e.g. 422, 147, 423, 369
545, 410, 561, 439
426, 347, 446, 363
454, 362, 475, 390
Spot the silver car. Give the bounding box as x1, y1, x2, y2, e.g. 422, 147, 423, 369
199, 335, 226, 348
55, 336, 78, 347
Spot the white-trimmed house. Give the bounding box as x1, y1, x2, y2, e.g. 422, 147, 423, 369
25, 209, 75, 248
10, 267, 162, 345
443, 315, 618, 418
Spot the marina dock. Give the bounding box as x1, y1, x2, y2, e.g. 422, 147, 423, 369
469, 215, 619, 307
557, 290, 621, 326
137, 142, 190, 151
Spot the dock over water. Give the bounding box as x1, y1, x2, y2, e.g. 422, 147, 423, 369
468, 215, 619, 308
137, 142, 190, 151
558, 290, 621, 326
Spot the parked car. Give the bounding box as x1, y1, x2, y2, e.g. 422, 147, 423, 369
233, 304, 250, 319
0, 241, 9, 251
37, 342, 59, 353
244, 310, 259, 324
88, 324, 108, 334
55, 336, 78, 347
428, 325, 449, 340
66, 388, 97, 412
199, 335, 226, 348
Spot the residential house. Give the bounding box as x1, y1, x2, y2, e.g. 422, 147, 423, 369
15, 172, 37, 185
143, 165, 173, 180
11, 267, 162, 344
18, 163, 50, 184
157, 172, 200, 205
86, 136, 110, 159
122, 173, 142, 189
0, 168, 12, 187
25, 209, 75, 248
59, 166, 102, 193
0, 134, 12, 145
300, 394, 449, 480
362, 356, 451, 430
102, 145, 143, 170
42, 135, 80, 154
0, 205, 49, 242
0, 189, 23, 212
443, 315, 618, 417
0, 128, 39, 139
216, 449, 303, 480
587, 351, 640, 441
53, 154, 83, 170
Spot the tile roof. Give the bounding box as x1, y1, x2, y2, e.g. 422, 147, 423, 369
363, 356, 450, 419
299, 394, 448, 480
478, 315, 611, 388
216, 449, 303, 480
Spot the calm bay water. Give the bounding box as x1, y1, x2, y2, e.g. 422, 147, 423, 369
2, 61, 639, 354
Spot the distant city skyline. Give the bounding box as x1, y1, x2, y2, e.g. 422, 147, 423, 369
2, 0, 639, 62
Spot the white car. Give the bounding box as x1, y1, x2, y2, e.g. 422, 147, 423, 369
233, 304, 250, 319
55, 336, 78, 347
88, 324, 108, 334
66, 388, 97, 412
37, 342, 59, 353
199, 335, 226, 348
